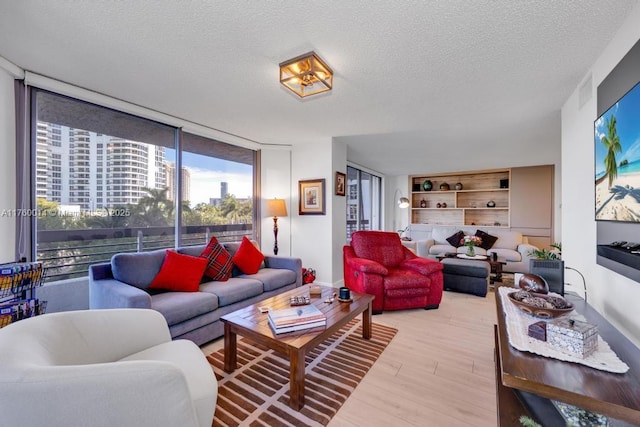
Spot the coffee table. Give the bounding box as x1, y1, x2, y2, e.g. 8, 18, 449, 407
221, 285, 374, 410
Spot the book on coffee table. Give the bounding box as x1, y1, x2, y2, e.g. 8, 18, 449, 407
268, 305, 326, 328
268, 317, 326, 334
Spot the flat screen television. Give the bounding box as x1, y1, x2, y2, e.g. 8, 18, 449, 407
595, 80, 640, 222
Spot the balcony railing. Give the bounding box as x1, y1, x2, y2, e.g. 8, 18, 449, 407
37, 223, 253, 282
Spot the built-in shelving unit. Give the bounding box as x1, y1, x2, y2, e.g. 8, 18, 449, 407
409, 169, 511, 227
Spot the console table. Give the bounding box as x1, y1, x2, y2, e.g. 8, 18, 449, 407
495, 292, 640, 426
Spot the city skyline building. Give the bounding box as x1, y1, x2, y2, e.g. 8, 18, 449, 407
36, 122, 169, 210
165, 162, 191, 203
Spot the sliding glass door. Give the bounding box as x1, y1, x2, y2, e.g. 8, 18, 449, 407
346, 165, 381, 240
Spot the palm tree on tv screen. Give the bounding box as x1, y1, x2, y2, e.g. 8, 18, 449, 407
601, 115, 621, 189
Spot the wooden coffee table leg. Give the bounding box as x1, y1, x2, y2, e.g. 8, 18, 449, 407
289, 348, 305, 409
362, 302, 372, 339
223, 322, 237, 373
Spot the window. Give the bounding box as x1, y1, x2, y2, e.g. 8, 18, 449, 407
346, 165, 381, 240
24, 88, 257, 281
179, 132, 255, 246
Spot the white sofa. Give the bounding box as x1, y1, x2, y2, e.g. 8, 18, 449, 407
0, 309, 217, 427
412, 225, 539, 273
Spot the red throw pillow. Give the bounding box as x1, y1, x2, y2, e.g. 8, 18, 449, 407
200, 236, 233, 281
232, 236, 265, 275
149, 250, 208, 292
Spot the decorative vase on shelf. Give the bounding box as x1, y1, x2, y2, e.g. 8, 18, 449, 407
420, 199, 427, 208
423, 180, 433, 191
455, 182, 463, 190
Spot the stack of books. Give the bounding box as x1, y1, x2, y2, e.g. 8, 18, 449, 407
268, 304, 326, 334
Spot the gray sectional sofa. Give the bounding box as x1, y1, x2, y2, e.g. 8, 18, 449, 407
89, 241, 302, 345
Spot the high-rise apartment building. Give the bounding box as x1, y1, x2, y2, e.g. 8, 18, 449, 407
36, 123, 167, 210
165, 162, 191, 203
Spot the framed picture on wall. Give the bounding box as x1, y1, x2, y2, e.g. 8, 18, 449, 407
299, 179, 326, 215
335, 172, 346, 196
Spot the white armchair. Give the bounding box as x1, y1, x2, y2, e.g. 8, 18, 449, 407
0, 308, 217, 427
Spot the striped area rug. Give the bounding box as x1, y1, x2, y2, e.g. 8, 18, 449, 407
207, 320, 397, 426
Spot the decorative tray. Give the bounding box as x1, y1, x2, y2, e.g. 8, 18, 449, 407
457, 254, 487, 260
507, 291, 574, 318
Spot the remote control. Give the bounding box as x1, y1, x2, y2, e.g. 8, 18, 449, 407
290, 296, 310, 306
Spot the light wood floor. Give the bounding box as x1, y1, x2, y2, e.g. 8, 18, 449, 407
201, 289, 498, 427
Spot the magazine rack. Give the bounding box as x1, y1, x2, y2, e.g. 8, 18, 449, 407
0, 261, 48, 329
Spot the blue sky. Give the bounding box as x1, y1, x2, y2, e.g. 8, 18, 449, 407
595, 81, 640, 177
165, 150, 253, 205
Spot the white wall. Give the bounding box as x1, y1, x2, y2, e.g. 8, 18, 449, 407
0, 65, 17, 263
562, 2, 640, 347
260, 148, 292, 257
386, 175, 410, 233
331, 139, 347, 287
291, 140, 334, 285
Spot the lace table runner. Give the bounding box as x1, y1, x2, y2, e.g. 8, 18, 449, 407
498, 287, 629, 373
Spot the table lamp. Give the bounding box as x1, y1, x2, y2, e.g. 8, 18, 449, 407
265, 198, 287, 255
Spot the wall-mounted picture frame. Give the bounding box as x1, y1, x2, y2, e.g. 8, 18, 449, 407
335, 172, 346, 196
299, 179, 326, 215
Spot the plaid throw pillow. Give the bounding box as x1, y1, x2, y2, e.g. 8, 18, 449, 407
200, 236, 233, 281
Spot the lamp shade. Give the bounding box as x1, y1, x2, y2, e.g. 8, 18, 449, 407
398, 197, 410, 209
266, 199, 287, 217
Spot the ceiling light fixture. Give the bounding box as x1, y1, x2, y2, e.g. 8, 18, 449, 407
279, 51, 333, 98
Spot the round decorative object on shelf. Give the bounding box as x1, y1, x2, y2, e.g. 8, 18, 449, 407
436, 202, 442, 208
420, 199, 427, 208
455, 182, 463, 190
518, 273, 549, 294
486, 200, 496, 208
439, 182, 450, 191
441, 202, 447, 208
422, 180, 433, 191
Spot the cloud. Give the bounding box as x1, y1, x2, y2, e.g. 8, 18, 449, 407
623, 137, 640, 163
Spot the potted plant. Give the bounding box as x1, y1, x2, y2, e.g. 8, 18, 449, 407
528, 242, 562, 260
528, 243, 564, 294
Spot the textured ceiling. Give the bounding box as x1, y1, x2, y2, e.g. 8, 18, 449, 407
0, 0, 636, 176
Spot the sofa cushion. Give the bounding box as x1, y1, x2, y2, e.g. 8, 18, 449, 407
151, 291, 219, 326
200, 237, 233, 281
384, 269, 430, 291
177, 245, 206, 257
491, 230, 523, 250
488, 248, 522, 262
446, 230, 465, 247
429, 244, 456, 255
111, 249, 166, 290
231, 237, 265, 275
149, 251, 208, 292
431, 226, 461, 245
475, 230, 498, 250
351, 231, 405, 267
200, 277, 263, 307
239, 268, 297, 292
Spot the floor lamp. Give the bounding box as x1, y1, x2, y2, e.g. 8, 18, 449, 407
393, 189, 410, 237
265, 198, 287, 255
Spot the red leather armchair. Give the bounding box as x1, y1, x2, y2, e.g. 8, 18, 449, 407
344, 231, 444, 313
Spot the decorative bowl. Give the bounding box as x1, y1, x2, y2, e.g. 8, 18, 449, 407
507, 291, 574, 318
